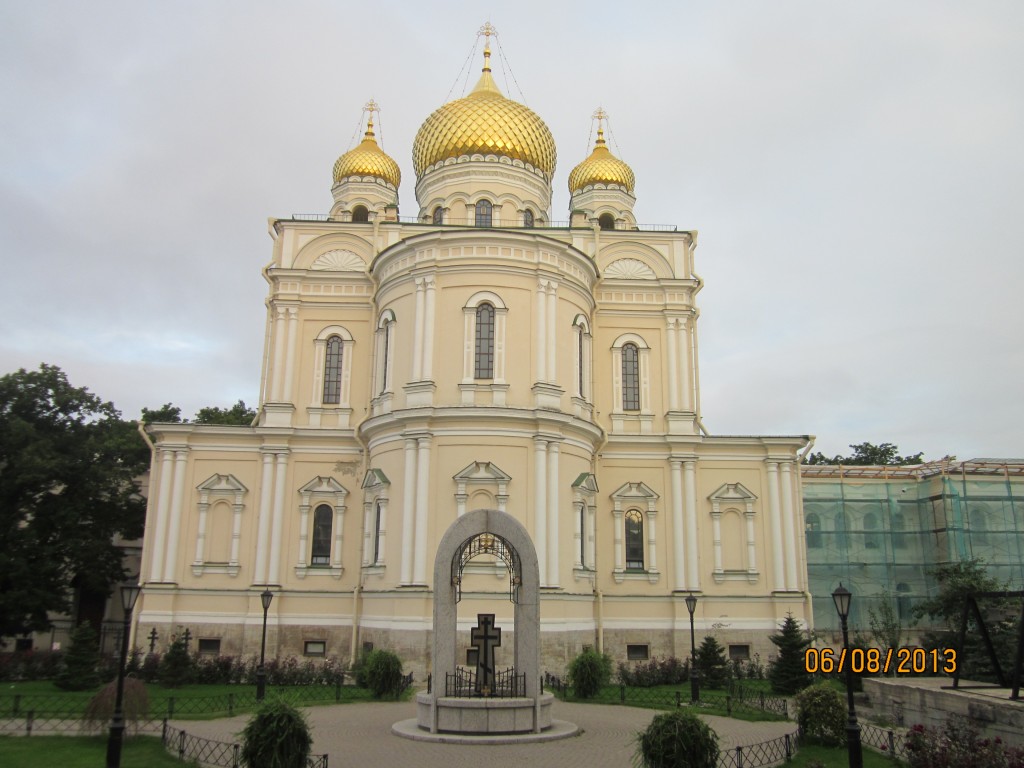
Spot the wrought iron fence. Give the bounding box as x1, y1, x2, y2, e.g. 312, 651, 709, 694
717, 729, 801, 768
860, 721, 908, 759
446, 667, 524, 697
291, 213, 681, 232
161, 720, 328, 767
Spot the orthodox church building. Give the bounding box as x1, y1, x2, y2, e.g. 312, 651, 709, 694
138, 32, 812, 675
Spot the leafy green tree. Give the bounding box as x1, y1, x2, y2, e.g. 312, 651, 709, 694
796, 683, 846, 745
194, 400, 256, 426
158, 636, 193, 688
568, 648, 612, 698
140, 403, 184, 424
867, 591, 906, 661
768, 614, 812, 694
363, 649, 404, 699
0, 365, 148, 638
694, 635, 729, 689
804, 441, 924, 465
56, 623, 101, 691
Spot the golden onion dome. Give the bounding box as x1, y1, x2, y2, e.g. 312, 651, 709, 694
568, 126, 635, 195
412, 44, 556, 178
332, 116, 401, 188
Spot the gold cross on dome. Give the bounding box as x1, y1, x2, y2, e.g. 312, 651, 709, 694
592, 106, 608, 127
478, 21, 498, 39
363, 99, 381, 117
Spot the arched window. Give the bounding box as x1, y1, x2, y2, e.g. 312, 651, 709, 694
310, 504, 332, 565
474, 303, 495, 379
475, 199, 493, 227
523, 209, 534, 228
578, 325, 585, 396
372, 501, 384, 565
971, 508, 989, 546
891, 511, 907, 549
323, 335, 343, 404
896, 582, 913, 621
352, 205, 369, 223
598, 212, 615, 230
621, 343, 640, 410
864, 511, 880, 549
578, 503, 587, 567
625, 509, 644, 570
805, 513, 822, 549
432, 206, 444, 225
834, 511, 848, 552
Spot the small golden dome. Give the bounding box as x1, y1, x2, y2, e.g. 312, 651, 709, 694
412, 44, 556, 178
332, 115, 401, 188
568, 127, 635, 195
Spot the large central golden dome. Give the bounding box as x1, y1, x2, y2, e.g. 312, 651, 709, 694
412, 47, 556, 178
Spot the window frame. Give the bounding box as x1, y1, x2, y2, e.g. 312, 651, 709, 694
625, 509, 645, 570
352, 205, 369, 223
475, 199, 493, 227
310, 503, 333, 566
621, 342, 640, 411
474, 302, 496, 379
322, 335, 343, 405
523, 208, 534, 228
432, 206, 444, 225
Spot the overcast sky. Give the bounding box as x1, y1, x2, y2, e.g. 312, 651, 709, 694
2, 1, 1021, 461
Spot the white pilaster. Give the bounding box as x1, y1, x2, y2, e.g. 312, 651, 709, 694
400, 438, 417, 584
267, 452, 288, 584
546, 441, 560, 586
282, 307, 298, 403
412, 278, 425, 380
745, 510, 757, 574
413, 437, 430, 584
149, 449, 174, 581
647, 509, 659, 573
767, 461, 785, 591
678, 317, 692, 412
362, 501, 373, 567
162, 450, 189, 583
711, 511, 723, 573
683, 459, 699, 590
375, 498, 387, 566
253, 451, 274, 584
666, 319, 680, 411
535, 279, 547, 382
670, 459, 685, 591
534, 438, 548, 585
781, 462, 798, 591
545, 282, 557, 382
586, 503, 596, 570
270, 306, 287, 401
612, 508, 624, 572
422, 277, 436, 380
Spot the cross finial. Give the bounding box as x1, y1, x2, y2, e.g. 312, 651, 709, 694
362, 99, 381, 137
478, 22, 497, 72
478, 21, 497, 39
591, 106, 608, 147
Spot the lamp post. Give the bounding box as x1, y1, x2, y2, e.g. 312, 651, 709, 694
106, 583, 141, 768
832, 583, 863, 768
256, 589, 273, 701
684, 593, 700, 703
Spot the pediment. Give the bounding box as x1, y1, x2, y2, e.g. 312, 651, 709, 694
708, 482, 757, 503
572, 472, 599, 494
361, 468, 391, 489
610, 481, 659, 501
196, 474, 247, 493
298, 475, 348, 496
453, 462, 512, 484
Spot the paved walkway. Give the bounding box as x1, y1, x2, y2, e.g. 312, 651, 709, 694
172, 699, 796, 768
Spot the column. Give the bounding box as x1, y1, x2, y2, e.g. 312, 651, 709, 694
193, 500, 208, 564
270, 306, 287, 401
546, 441, 560, 586
310, 339, 326, 406
412, 278, 425, 380
780, 462, 799, 591
282, 307, 298, 403
573, 501, 583, 569
267, 452, 288, 584
149, 449, 174, 581
535, 279, 547, 382
711, 511, 723, 573
745, 510, 757, 573
534, 438, 548, 585
412, 437, 430, 584
297, 504, 310, 567
670, 459, 685, 591
333, 503, 345, 567
546, 282, 557, 382
253, 451, 274, 584
678, 318, 692, 412
362, 501, 373, 566
666, 319, 680, 411
612, 508, 624, 571
162, 450, 189, 583
683, 460, 699, 590
766, 461, 785, 591
422, 277, 436, 380
647, 509, 659, 573
462, 311, 474, 383
586, 504, 596, 570
400, 439, 417, 584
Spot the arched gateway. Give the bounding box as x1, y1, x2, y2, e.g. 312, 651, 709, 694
400, 509, 575, 740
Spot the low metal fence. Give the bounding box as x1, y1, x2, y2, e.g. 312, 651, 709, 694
861, 720, 908, 760
718, 729, 801, 768
162, 720, 328, 768
445, 667, 524, 697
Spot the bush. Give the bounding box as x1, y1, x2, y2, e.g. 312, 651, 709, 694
364, 649, 403, 699
0, 650, 64, 681
634, 710, 720, 768
906, 716, 1024, 768
768, 614, 812, 695
568, 648, 612, 698
158, 637, 193, 688
694, 636, 729, 689
617, 656, 689, 688
795, 683, 846, 746
84, 677, 150, 733
240, 699, 312, 768
55, 624, 100, 691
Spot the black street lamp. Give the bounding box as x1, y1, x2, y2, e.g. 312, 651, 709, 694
685, 593, 700, 703
106, 583, 142, 768
832, 583, 863, 768
256, 589, 274, 701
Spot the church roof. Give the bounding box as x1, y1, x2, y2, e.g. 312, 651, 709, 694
568, 125, 635, 195
333, 115, 402, 188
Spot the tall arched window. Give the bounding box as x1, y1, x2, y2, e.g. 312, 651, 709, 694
896, 582, 913, 621
474, 303, 495, 378
475, 199, 493, 227
834, 511, 848, 552
323, 335, 343, 404
805, 512, 822, 549
578, 503, 587, 567
372, 501, 384, 565
432, 206, 444, 225
891, 511, 907, 549
352, 205, 369, 222
864, 512, 880, 549
625, 509, 644, 569
621, 342, 640, 410
970, 508, 989, 546
310, 504, 332, 565
523, 209, 534, 228
598, 212, 615, 230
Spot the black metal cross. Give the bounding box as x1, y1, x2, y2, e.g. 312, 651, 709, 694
470, 613, 501, 695
148, 628, 158, 654
182, 628, 192, 649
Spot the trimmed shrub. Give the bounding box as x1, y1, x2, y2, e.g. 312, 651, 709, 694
634, 710, 720, 768
364, 649, 403, 699
240, 699, 312, 768
158, 636, 193, 688
84, 677, 150, 733
795, 682, 846, 746
568, 648, 612, 698
617, 656, 689, 688
55, 624, 100, 691
694, 636, 729, 689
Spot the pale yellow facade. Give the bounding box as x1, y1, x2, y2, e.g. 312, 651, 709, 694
139, 41, 812, 677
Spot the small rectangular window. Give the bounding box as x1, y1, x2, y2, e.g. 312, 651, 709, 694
198, 638, 221, 656
626, 644, 649, 661
728, 644, 750, 661
362, 641, 374, 654
304, 640, 327, 657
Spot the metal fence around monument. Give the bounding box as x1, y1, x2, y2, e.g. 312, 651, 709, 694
446, 666, 525, 697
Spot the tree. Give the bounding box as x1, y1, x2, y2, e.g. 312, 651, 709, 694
694, 635, 729, 689
0, 365, 148, 638
867, 590, 906, 656
804, 441, 924, 466
140, 403, 183, 424
55, 623, 101, 691
568, 648, 612, 698
240, 699, 312, 768
194, 400, 256, 426
158, 636, 193, 688
768, 614, 812, 694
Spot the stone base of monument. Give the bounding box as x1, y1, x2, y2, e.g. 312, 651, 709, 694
392, 692, 578, 743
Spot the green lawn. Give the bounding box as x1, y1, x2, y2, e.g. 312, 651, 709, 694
0, 735, 198, 768
553, 682, 788, 722
786, 743, 905, 767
